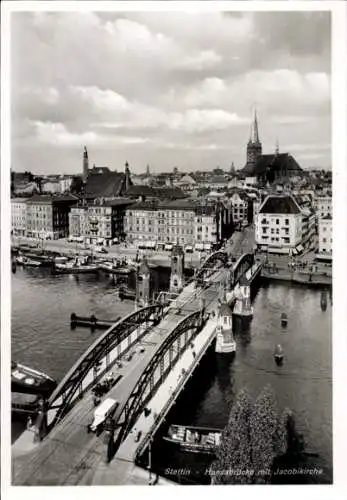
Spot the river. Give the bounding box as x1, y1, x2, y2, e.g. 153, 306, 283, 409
11, 266, 332, 484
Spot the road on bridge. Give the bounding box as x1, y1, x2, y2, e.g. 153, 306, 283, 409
13, 270, 226, 486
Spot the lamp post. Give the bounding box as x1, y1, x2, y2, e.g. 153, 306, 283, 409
148, 436, 153, 485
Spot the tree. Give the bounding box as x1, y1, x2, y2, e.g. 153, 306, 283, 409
212, 385, 295, 485
250, 385, 285, 483
212, 388, 253, 484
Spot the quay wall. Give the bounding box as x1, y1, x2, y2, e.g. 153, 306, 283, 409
261, 269, 332, 287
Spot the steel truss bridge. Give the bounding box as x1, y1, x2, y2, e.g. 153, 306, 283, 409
112, 308, 208, 452
40, 251, 257, 436
45, 304, 164, 429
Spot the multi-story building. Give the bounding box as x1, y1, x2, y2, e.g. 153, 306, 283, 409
69, 198, 134, 245
26, 195, 78, 239
227, 191, 253, 226
125, 201, 159, 245
255, 195, 303, 254
11, 198, 29, 236
313, 195, 332, 219
300, 207, 316, 250
318, 215, 332, 256
69, 206, 89, 238
124, 199, 232, 250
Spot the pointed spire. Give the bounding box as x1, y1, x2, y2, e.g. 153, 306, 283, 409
251, 109, 260, 144
83, 146, 88, 159
275, 138, 279, 156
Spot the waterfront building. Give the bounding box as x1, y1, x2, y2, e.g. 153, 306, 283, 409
318, 214, 332, 256
68, 205, 89, 239
125, 201, 159, 246
255, 194, 303, 254
26, 195, 78, 239
87, 202, 114, 244
69, 198, 134, 245
11, 198, 29, 236
124, 199, 232, 250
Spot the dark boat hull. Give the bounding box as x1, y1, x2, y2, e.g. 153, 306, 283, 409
274, 355, 284, 365
12, 362, 57, 397
12, 392, 41, 415
163, 437, 216, 455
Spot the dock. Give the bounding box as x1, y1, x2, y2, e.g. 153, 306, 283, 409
70, 314, 121, 330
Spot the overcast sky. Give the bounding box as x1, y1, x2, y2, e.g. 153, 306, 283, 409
11, 10, 331, 175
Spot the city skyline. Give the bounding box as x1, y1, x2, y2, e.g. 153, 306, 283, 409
11, 10, 331, 175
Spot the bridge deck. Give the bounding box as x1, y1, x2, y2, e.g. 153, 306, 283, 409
12, 273, 222, 485
90, 316, 218, 485
12, 260, 257, 486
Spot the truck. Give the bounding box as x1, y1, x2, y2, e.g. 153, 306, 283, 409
87, 397, 119, 435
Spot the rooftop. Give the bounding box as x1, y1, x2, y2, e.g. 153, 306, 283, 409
26, 194, 79, 204
85, 171, 128, 198
219, 302, 233, 317
259, 195, 301, 215
125, 185, 186, 200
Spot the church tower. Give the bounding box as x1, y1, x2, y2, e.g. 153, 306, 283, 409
136, 257, 151, 307
170, 244, 185, 294
83, 146, 89, 182
246, 110, 262, 167
124, 161, 131, 192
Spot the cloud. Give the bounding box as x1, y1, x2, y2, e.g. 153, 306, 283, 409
11, 10, 331, 174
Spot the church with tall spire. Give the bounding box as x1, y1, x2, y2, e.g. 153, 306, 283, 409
241, 111, 303, 184
246, 110, 262, 167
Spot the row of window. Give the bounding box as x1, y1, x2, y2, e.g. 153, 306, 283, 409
261, 236, 291, 243
260, 218, 290, 225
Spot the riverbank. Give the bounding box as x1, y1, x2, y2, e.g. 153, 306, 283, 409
12, 237, 201, 269
261, 269, 332, 287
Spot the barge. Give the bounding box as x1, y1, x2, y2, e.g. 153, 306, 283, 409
163, 425, 222, 455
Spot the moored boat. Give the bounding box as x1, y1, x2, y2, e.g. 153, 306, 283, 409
281, 312, 288, 327
16, 256, 42, 267
54, 257, 98, 274
119, 285, 136, 301
163, 425, 221, 454
11, 361, 57, 396
320, 291, 327, 311
274, 344, 284, 365
113, 266, 133, 275
12, 392, 41, 415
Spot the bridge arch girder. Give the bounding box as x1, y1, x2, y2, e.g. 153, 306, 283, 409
232, 252, 255, 285
195, 250, 228, 284
115, 308, 207, 449
47, 304, 163, 425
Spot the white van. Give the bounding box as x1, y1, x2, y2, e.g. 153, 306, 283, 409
87, 398, 119, 434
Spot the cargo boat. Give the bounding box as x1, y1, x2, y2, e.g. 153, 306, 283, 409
12, 361, 57, 397
54, 257, 98, 274
12, 392, 41, 415
163, 425, 221, 455
274, 344, 284, 365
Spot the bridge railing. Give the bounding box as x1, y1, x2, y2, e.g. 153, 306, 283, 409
135, 316, 218, 461
45, 304, 164, 429
112, 308, 209, 453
